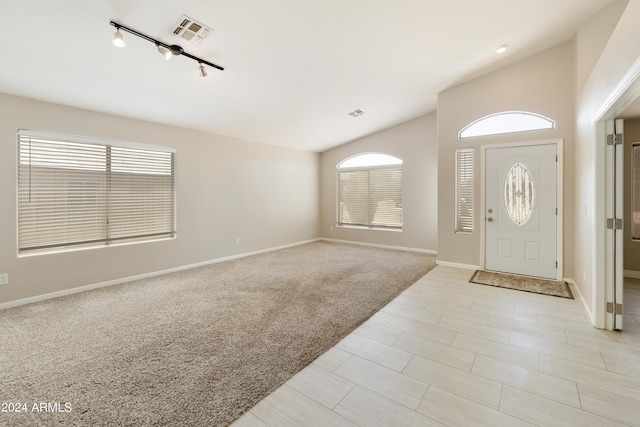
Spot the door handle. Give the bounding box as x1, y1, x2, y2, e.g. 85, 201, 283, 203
487, 218, 493, 222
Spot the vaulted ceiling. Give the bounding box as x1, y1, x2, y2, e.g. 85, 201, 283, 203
0, 0, 616, 152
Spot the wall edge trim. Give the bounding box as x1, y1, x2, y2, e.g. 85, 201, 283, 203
0, 239, 320, 310
565, 277, 595, 326
435, 260, 480, 270
624, 270, 640, 279
319, 238, 437, 254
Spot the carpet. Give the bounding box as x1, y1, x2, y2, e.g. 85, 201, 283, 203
470, 270, 573, 299
0, 241, 435, 426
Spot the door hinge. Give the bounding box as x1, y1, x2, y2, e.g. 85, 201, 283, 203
607, 302, 623, 315
607, 132, 623, 145
606, 218, 623, 230
555, 261, 558, 268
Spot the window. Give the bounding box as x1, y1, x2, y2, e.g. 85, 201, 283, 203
504, 162, 535, 225
455, 148, 474, 233
337, 153, 402, 229
459, 111, 555, 139
17, 130, 176, 254
634, 144, 640, 240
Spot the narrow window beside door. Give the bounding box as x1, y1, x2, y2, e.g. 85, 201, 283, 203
455, 148, 474, 233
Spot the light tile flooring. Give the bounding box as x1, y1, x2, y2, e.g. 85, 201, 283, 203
232, 267, 640, 427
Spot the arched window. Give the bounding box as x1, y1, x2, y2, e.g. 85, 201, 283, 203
459, 111, 555, 139
337, 153, 403, 229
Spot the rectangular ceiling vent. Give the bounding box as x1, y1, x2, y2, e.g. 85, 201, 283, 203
348, 109, 365, 117
173, 16, 212, 45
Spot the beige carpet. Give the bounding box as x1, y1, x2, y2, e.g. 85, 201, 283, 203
470, 270, 573, 299
0, 241, 435, 426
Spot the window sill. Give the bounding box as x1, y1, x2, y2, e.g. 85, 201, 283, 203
17, 236, 176, 258
337, 225, 402, 233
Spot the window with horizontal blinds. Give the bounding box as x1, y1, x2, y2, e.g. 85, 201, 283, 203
455, 148, 474, 233
337, 154, 403, 229
17, 131, 176, 254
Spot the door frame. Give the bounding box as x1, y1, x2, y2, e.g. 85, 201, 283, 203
593, 60, 640, 329
480, 139, 564, 280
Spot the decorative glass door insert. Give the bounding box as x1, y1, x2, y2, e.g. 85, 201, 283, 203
504, 162, 535, 225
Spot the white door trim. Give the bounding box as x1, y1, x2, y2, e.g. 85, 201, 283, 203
593, 57, 640, 330
481, 139, 564, 280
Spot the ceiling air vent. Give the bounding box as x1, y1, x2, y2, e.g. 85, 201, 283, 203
348, 109, 365, 117
173, 16, 212, 45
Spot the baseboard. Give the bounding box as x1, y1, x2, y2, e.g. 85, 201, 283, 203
564, 277, 595, 326
435, 260, 480, 270
625, 270, 640, 279
319, 238, 437, 255
0, 238, 321, 311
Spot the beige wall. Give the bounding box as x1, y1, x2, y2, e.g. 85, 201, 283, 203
623, 119, 640, 273
575, 0, 629, 97
0, 93, 319, 305
319, 113, 438, 251
437, 42, 575, 272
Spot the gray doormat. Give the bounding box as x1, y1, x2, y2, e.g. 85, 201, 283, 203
470, 270, 574, 299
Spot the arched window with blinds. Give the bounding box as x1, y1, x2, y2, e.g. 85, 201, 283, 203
337, 153, 403, 229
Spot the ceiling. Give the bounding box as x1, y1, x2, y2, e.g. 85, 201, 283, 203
0, 0, 616, 152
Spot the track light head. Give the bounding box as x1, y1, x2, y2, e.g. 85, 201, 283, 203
112, 29, 125, 47
198, 63, 208, 78
157, 44, 171, 60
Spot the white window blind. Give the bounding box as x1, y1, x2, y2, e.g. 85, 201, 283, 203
17, 131, 175, 254
338, 155, 402, 229
455, 148, 474, 233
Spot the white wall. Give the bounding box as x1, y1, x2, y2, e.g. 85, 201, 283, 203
575, 0, 629, 96
0, 93, 319, 305
437, 42, 575, 272
319, 113, 438, 251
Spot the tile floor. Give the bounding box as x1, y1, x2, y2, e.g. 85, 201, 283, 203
232, 266, 640, 427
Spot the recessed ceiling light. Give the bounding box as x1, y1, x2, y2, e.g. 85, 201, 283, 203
496, 45, 508, 54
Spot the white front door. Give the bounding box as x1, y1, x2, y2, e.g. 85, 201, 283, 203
485, 143, 558, 279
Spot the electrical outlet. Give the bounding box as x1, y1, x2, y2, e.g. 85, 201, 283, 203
235, 238, 240, 245
0, 273, 8, 285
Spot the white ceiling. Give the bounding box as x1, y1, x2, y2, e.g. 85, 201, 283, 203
0, 0, 616, 152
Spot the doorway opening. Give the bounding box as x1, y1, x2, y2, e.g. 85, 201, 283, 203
594, 62, 640, 331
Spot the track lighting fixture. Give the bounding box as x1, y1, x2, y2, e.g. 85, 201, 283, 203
198, 63, 208, 78
157, 44, 171, 60
112, 28, 125, 47
109, 21, 223, 76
